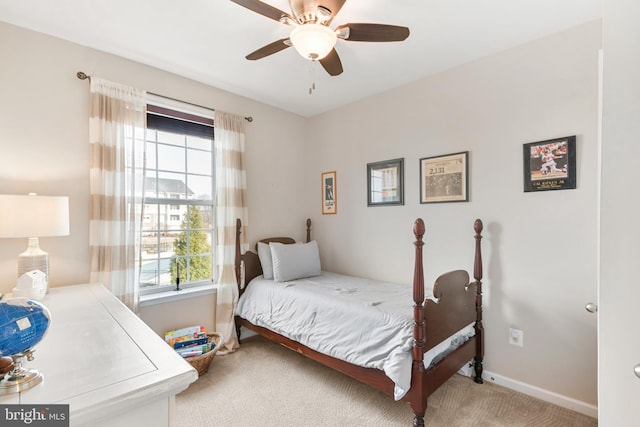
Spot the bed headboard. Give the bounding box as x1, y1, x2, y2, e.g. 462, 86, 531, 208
234, 218, 312, 295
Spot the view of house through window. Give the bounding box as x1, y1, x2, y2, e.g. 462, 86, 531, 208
140, 100, 215, 292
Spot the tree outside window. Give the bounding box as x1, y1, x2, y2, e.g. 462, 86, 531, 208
170, 206, 212, 284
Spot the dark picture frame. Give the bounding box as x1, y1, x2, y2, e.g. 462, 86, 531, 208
419, 151, 469, 203
321, 171, 337, 214
523, 136, 576, 192
367, 158, 404, 206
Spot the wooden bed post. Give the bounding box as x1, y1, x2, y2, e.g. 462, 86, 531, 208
472, 219, 485, 384
411, 218, 426, 427
305, 218, 311, 243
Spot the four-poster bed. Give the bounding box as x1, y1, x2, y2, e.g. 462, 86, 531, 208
234, 217, 484, 426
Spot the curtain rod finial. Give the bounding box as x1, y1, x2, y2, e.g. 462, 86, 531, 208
77, 71, 89, 80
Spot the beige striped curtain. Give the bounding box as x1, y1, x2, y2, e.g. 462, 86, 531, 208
215, 111, 248, 353
89, 78, 146, 313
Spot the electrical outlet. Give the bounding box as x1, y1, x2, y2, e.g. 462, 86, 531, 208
509, 328, 523, 347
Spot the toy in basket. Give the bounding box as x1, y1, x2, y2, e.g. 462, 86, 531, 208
164, 326, 223, 376
185, 333, 222, 376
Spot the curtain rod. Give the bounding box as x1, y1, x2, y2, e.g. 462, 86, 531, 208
76, 71, 253, 122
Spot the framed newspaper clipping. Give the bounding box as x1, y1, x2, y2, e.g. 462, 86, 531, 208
523, 136, 576, 192
419, 151, 469, 203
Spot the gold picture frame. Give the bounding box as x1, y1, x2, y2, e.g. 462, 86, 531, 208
322, 171, 337, 214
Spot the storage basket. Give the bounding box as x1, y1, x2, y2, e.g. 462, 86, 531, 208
184, 332, 223, 376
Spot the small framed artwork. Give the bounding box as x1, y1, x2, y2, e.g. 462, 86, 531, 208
523, 136, 576, 192
367, 158, 404, 206
420, 151, 469, 203
321, 171, 337, 214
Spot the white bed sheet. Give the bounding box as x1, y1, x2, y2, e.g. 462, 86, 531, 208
235, 271, 474, 400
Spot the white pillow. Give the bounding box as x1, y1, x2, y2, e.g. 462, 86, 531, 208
270, 241, 321, 282
257, 242, 274, 280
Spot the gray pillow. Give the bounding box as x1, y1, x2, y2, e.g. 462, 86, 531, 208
270, 241, 321, 282
257, 242, 274, 280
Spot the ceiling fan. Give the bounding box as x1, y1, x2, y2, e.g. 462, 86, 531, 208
230, 0, 410, 76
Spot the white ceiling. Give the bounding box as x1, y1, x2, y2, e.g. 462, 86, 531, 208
0, 0, 602, 117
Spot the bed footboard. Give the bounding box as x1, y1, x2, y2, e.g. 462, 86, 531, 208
408, 218, 484, 426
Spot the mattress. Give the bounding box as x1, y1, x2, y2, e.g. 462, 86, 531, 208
236, 271, 474, 400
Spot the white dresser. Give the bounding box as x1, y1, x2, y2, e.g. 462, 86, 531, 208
0, 284, 198, 426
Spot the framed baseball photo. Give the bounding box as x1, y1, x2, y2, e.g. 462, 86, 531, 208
321, 171, 337, 214
523, 136, 576, 192
420, 151, 469, 203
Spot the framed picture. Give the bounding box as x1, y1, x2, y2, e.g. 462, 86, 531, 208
523, 136, 576, 192
367, 158, 404, 206
419, 151, 469, 203
321, 171, 337, 214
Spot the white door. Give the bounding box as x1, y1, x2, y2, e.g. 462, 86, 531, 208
599, 1, 640, 424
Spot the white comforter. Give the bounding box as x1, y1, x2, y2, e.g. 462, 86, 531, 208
236, 272, 473, 400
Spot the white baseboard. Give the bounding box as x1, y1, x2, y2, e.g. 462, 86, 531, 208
483, 370, 598, 419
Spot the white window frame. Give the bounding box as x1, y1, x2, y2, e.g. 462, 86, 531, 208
139, 95, 217, 301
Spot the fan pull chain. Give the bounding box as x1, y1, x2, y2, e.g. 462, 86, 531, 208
308, 61, 317, 95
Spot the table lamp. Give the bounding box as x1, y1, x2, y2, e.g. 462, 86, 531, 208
0, 193, 70, 293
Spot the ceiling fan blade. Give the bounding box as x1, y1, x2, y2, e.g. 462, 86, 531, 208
319, 48, 343, 76
231, 0, 293, 23
336, 23, 410, 42
246, 39, 291, 60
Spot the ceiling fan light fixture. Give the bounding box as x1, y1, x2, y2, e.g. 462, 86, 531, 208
290, 24, 337, 61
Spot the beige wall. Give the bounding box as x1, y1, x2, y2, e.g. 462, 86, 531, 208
0, 21, 309, 332
305, 21, 601, 407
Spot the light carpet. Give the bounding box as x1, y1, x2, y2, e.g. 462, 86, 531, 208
176, 336, 597, 426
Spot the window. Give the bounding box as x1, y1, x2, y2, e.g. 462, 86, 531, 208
140, 100, 215, 293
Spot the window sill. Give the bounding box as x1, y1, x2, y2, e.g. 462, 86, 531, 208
139, 284, 217, 307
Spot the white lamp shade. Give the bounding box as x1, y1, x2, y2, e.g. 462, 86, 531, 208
290, 24, 337, 60
0, 194, 70, 238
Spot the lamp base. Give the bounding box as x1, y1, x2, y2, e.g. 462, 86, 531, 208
17, 237, 49, 294
0, 351, 43, 395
